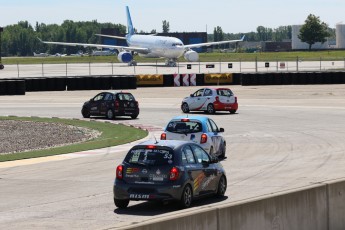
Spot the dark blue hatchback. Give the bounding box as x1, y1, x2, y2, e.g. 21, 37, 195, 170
113, 140, 227, 209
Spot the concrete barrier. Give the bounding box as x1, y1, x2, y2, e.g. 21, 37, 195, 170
117, 179, 345, 230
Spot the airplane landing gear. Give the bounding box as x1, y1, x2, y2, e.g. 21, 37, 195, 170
128, 60, 137, 66
165, 59, 177, 67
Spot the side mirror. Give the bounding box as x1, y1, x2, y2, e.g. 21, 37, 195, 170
210, 157, 219, 163
202, 160, 210, 166
190, 94, 194, 97
219, 128, 225, 132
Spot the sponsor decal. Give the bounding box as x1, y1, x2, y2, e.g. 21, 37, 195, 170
142, 169, 148, 174
129, 194, 150, 199
204, 73, 233, 84
201, 174, 216, 190
193, 173, 206, 191
156, 169, 161, 175
126, 168, 139, 174
136, 74, 163, 86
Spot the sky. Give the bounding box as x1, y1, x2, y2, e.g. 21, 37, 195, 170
1, 0, 345, 33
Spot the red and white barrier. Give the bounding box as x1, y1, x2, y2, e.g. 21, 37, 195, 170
189, 74, 196, 86
173, 74, 180, 86
182, 74, 189, 86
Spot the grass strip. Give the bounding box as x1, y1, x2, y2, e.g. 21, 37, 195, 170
0, 116, 148, 162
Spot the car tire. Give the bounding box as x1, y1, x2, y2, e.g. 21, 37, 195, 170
181, 103, 190, 113
114, 198, 129, 209
216, 176, 227, 197
106, 109, 115, 120
230, 110, 236, 114
220, 142, 226, 158
81, 107, 90, 118
207, 104, 215, 114
180, 184, 193, 208
209, 146, 214, 157
131, 114, 138, 119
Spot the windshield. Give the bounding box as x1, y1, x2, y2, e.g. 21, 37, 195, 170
166, 121, 202, 134
125, 148, 174, 166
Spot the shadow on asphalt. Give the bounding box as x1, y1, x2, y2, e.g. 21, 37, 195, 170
114, 195, 228, 216
184, 111, 238, 116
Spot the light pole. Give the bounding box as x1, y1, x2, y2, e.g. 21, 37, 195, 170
0, 27, 4, 70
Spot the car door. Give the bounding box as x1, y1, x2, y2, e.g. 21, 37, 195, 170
200, 88, 213, 110
99, 93, 113, 115
207, 118, 223, 155
181, 145, 203, 196
188, 89, 207, 111
190, 144, 218, 194
89, 93, 105, 115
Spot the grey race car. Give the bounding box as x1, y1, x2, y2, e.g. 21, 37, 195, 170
113, 140, 227, 209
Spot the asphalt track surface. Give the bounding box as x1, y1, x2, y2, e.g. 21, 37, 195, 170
1, 84, 345, 229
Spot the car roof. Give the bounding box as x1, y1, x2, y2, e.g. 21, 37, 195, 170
170, 115, 209, 122
135, 140, 194, 150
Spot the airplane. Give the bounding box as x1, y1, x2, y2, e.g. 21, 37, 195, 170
33, 52, 50, 57
39, 6, 244, 67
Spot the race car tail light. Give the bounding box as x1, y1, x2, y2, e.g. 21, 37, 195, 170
200, 133, 208, 144
135, 101, 139, 107
169, 167, 179, 181
160, 133, 166, 140
114, 100, 120, 108
146, 145, 156, 149
116, 165, 123, 180
181, 118, 189, 122
235, 96, 237, 103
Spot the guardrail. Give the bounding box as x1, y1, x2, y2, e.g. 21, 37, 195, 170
1, 71, 345, 95
117, 179, 345, 230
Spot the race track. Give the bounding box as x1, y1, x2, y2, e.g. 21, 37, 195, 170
1, 85, 345, 229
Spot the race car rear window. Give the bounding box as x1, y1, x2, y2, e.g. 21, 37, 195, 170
118, 93, 135, 101
125, 148, 174, 166
166, 121, 202, 134
217, 89, 233, 97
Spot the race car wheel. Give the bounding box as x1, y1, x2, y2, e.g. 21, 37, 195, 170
114, 198, 129, 209
230, 109, 236, 114
181, 103, 190, 113
81, 107, 90, 118
207, 104, 215, 114
216, 176, 227, 197
220, 143, 226, 158
106, 109, 114, 120
131, 114, 138, 119
180, 184, 193, 208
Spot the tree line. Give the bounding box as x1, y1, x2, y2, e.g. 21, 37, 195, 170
0, 20, 126, 56
0, 14, 336, 56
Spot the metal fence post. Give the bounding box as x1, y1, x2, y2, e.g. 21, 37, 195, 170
199, 61, 200, 74
219, 58, 221, 73
296, 56, 299, 72
255, 56, 257, 72
156, 60, 158, 74
111, 62, 113, 75
320, 57, 322, 71
17, 62, 19, 77
89, 62, 91, 76
240, 58, 242, 73
42, 62, 44, 77
66, 62, 68, 77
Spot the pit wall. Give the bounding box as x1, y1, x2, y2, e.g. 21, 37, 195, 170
1, 71, 345, 95
117, 179, 345, 230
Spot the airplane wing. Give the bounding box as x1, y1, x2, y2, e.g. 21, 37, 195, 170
95, 34, 127, 40
184, 35, 245, 49
37, 38, 149, 54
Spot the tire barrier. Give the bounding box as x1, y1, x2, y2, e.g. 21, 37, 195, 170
0, 80, 25, 95
173, 74, 181, 86
182, 74, 189, 86
163, 74, 174, 87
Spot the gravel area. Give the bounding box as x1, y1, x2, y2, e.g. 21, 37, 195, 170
0, 120, 101, 155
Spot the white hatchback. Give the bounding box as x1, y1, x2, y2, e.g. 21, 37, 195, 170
160, 115, 227, 158
181, 87, 238, 114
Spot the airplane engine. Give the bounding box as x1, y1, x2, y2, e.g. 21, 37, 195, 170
117, 51, 133, 63
184, 50, 199, 62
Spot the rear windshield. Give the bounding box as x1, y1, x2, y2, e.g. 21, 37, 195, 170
118, 93, 135, 101
125, 148, 174, 166
166, 121, 202, 134
217, 89, 233, 97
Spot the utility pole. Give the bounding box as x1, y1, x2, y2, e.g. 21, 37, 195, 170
0, 27, 4, 70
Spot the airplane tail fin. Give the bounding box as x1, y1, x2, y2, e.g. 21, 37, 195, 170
126, 6, 135, 36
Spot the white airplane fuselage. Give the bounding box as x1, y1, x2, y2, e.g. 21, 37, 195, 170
126, 34, 185, 59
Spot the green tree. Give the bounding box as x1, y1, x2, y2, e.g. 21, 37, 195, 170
162, 20, 170, 33
298, 14, 330, 50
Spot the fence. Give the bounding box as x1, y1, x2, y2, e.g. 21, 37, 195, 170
1, 57, 345, 79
